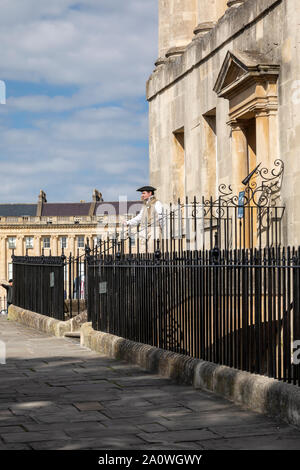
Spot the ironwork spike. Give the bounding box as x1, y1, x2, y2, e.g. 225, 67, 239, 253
242, 163, 261, 186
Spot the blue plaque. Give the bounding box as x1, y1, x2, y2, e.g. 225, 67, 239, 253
238, 191, 245, 219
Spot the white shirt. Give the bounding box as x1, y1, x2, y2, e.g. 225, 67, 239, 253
127, 197, 164, 227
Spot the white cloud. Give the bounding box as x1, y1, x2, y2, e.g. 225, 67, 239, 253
0, 0, 156, 203
0, 0, 157, 92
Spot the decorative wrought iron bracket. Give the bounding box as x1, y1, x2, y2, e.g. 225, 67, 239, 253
215, 159, 284, 208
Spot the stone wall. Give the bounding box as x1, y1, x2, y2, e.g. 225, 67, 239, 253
148, 0, 300, 246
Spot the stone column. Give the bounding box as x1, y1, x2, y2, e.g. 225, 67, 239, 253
52, 236, 58, 256
16, 236, 24, 256
0, 237, 7, 283
255, 110, 270, 170
268, 110, 279, 164
266, 77, 279, 165
230, 120, 251, 248
34, 236, 41, 256
230, 121, 248, 195
202, 115, 217, 199
69, 235, 76, 257
158, 0, 197, 59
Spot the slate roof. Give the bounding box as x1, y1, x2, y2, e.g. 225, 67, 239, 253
0, 201, 143, 218
0, 204, 37, 217
41, 203, 92, 217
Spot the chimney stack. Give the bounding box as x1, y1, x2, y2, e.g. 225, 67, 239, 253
37, 190, 47, 217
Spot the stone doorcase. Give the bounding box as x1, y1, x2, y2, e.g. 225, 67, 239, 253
214, 50, 280, 195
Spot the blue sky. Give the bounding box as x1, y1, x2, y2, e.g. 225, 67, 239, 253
0, 0, 158, 203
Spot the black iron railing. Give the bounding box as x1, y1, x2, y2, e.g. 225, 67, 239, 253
87, 245, 300, 386
12, 255, 65, 320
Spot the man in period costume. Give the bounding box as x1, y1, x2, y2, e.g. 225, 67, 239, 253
126, 186, 164, 249
1, 279, 13, 311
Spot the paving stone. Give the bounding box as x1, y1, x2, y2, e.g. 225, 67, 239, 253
57, 393, 122, 404
34, 411, 105, 424
0, 416, 35, 427
73, 402, 103, 411
23, 421, 106, 433
207, 422, 294, 439
0, 425, 27, 434
133, 442, 204, 450
136, 423, 168, 433
138, 429, 219, 444
2, 316, 300, 450
30, 436, 143, 450
201, 434, 300, 450
144, 407, 194, 419
0, 443, 32, 450
161, 413, 272, 430
100, 407, 155, 420
2, 430, 71, 443
103, 416, 171, 428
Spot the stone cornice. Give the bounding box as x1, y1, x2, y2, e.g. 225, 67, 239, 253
0, 223, 99, 230
147, 0, 282, 102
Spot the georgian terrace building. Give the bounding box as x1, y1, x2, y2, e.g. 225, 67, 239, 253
0, 189, 142, 293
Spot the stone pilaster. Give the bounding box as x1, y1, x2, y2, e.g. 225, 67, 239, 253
255, 110, 270, 171
52, 236, 58, 256
16, 236, 24, 257
69, 236, 76, 256
0, 237, 7, 284
229, 120, 248, 195
34, 236, 41, 256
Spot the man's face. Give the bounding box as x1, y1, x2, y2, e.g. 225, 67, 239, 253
141, 191, 152, 201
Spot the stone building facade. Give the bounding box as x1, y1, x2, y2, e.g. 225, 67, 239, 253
147, 0, 300, 246
0, 189, 142, 295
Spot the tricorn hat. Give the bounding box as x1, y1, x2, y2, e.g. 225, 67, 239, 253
136, 185, 156, 193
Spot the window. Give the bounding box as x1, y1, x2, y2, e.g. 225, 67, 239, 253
77, 236, 84, 248
8, 237, 16, 249
60, 237, 67, 249
25, 237, 34, 249
43, 237, 50, 249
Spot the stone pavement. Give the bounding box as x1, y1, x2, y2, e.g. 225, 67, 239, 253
1, 317, 300, 450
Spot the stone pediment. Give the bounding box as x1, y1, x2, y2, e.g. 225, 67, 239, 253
214, 50, 280, 98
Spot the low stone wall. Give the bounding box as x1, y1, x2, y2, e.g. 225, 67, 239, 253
8, 305, 87, 338
81, 323, 300, 429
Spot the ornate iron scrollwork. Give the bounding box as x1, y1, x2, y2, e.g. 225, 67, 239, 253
216, 159, 284, 208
